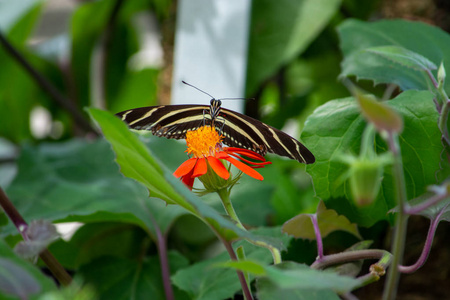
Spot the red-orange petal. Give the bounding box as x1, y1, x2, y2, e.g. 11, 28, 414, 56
173, 158, 198, 178
181, 168, 195, 189
224, 147, 266, 161
207, 156, 230, 180
226, 152, 272, 166
215, 151, 230, 159
225, 156, 264, 180
193, 158, 207, 177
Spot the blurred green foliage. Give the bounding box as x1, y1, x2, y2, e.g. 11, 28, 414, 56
0, 0, 448, 299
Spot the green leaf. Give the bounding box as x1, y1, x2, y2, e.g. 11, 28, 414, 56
218, 258, 360, 292
264, 262, 358, 293
217, 260, 267, 276
302, 90, 442, 226
3, 138, 185, 239
338, 19, 450, 92
366, 46, 437, 72
257, 278, 340, 300
88, 108, 186, 206
76, 253, 190, 300
351, 87, 403, 134
406, 190, 450, 223
246, 0, 341, 94
172, 227, 292, 300
282, 201, 361, 240
0, 258, 41, 299
0, 239, 57, 298
255, 261, 358, 298
50, 222, 149, 269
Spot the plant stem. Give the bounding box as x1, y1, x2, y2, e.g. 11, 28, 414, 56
310, 214, 324, 259
237, 246, 251, 296
427, 68, 450, 147
382, 133, 409, 300
0, 32, 96, 135
217, 188, 282, 264
311, 249, 392, 270
0, 188, 72, 286
147, 210, 174, 300
217, 188, 245, 230
399, 205, 447, 273
438, 98, 450, 146
405, 191, 449, 215
222, 239, 254, 300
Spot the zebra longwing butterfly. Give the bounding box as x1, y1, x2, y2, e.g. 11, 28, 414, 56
116, 85, 315, 164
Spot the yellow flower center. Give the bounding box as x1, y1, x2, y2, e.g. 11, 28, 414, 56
186, 126, 223, 157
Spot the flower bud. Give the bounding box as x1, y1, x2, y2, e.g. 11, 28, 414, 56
349, 159, 384, 206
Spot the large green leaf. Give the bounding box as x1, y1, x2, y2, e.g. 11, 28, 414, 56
3, 138, 185, 239
172, 227, 291, 300
257, 279, 340, 300
49, 222, 149, 270
302, 90, 442, 226
246, 0, 341, 95
262, 262, 358, 293
220, 261, 358, 299
77, 252, 190, 300
338, 19, 450, 92
0, 239, 57, 299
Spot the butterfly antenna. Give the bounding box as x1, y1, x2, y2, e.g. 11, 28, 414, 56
220, 97, 255, 101
182, 81, 215, 99
182, 81, 254, 101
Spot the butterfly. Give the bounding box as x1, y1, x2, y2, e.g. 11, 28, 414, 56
116, 82, 315, 164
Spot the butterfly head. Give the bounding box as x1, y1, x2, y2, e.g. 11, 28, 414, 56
210, 99, 222, 119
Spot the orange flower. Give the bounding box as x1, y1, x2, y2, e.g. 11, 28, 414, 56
173, 126, 271, 189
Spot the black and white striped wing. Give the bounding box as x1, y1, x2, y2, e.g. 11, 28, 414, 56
116, 105, 211, 139
216, 108, 315, 164
116, 105, 315, 164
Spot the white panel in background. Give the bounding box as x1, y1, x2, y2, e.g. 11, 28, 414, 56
171, 0, 251, 113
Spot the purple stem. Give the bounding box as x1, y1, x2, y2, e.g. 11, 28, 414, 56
399, 205, 446, 273
311, 249, 391, 270
310, 214, 324, 259
147, 212, 174, 300
426, 69, 439, 89
405, 192, 448, 215
0, 188, 72, 286
222, 239, 254, 300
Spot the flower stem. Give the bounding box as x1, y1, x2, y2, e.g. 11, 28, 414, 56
237, 246, 251, 296
217, 188, 282, 264
217, 188, 245, 230
222, 239, 254, 300
382, 133, 409, 300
